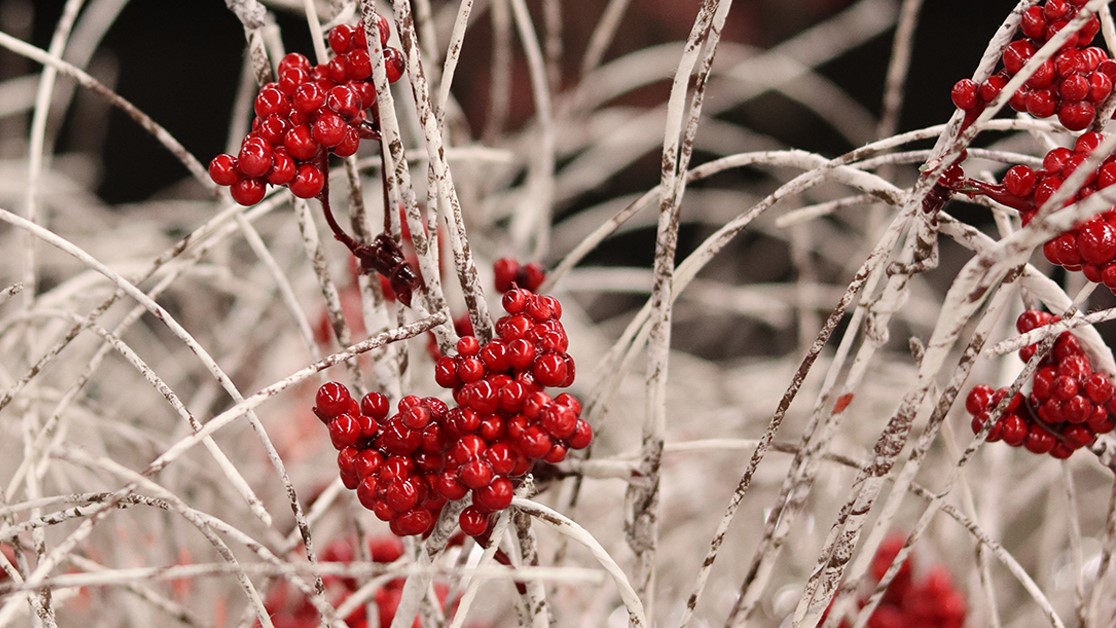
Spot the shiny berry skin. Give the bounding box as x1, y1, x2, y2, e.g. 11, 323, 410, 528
267, 150, 297, 185
457, 335, 481, 357
284, 125, 320, 161
459, 459, 494, 489
312, 111, 347, 147
1058, 101, 1095, 131
473, 477, 513, 511
208, 153, 239, 186
333, 127, 361, 157
457, 357, 486, 383
361, 391, 391, 420
502, 288, 528, 313
329, 23, 356, 54
951, 79, 979, 110
567, 419, 593, 450
459, 506, 489, 537
289, 164, 326, 198
293, 81, 326, 114
230, 178, 266, 206
237, 136, 273, 178
1024, 428, 1056, 454
1077, 219, 1116, 264
533, 352, 569, 388
327, 85, 363, 120
436, 470, 469, 500
384, 47, 405, 82
316, 382, 353, 419
329, 414, 362, 449
254, 83, 288, 118
385, 478, 420, 512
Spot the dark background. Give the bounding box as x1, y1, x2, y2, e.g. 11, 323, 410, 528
2, 0, 1016, 204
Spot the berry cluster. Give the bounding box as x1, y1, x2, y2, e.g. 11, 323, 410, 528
209, 17, 405, 206
961, 133, 1116, 292
493, 257, 545, 293
433, 286, 590, 536
964, 310, 1116, 458
824, 536, 966, 628
259, 536, 457, 628
951, 0, 1114, 131
316, 287, 590, 539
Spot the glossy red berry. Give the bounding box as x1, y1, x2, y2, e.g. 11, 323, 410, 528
208, 153, 240, 186
289, 164, 326, 198
459, 506, 489, 537
230, 178, 266, 206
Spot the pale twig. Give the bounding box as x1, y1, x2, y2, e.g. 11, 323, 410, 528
512, 498, 646, 627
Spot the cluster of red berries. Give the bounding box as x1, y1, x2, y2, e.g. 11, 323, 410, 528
824, 536, 966, 628
493, 257, 545, 293
259, 536, 455, 628
432, 286, 590, 537
209, 17, 405, 206
951, 0, 1114, 131
316, 287, 590, 539
964, 310, 1116, 458
961, 133, 1116, 292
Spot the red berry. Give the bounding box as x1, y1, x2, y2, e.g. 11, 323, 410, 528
457, 356, 486, 383
436, 470, 469, 500
385, 478, 420, 512
230, 178, 266, 205
329, 23, 355, 54
521, 263, 546, 291
284, 125, 320, 161
1058, 102, 1096, 131
316, 382, 353, 419
293, 81, 327, 114
1077, 219, 1116, 264
267, 150, 296, 185
459, 459, 494, 489
361, 391, 391, 420
459, 506, 489, 537
979, 73, 1008, 102
533, 352, 569, 387
354, 449, 384, 478
384, 47, 405, 82
333, 127, 361, 157
541, 403, 578, 439
290, 164, 326, 198
473, 477, 513, 511
1021, 6, 1047, 39
484, 442, 516, 475
1000, 414, 1027, 446
1003, 40, 1036, 74
1089, 71, 1113, 102
328, 414, 362, 449
208, 153, 239, 186
327, 84, 363, 119
1027, 89, 1057, 118
1024, 427, 1056, 454
951, 79, 979, 111
254, 83, 288, 118
457, 335, 480, 357
1060, 74, 1090, 102
312, 110, 347, 147
345, 49, 373, 81
237, 136, 273, 178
